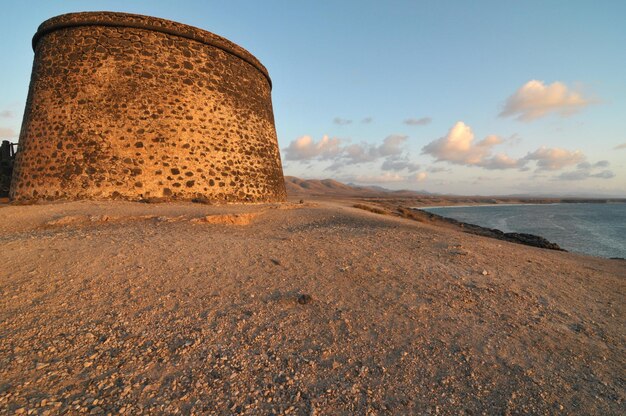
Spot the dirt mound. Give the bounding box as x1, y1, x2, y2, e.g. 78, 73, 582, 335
191, 213, 261, 225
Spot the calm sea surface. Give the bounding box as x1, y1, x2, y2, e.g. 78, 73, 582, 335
421, 203, 626, 259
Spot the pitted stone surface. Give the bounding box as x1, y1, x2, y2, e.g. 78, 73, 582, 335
11, 12, 286, 203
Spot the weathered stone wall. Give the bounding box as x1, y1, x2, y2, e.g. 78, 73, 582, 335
10, 12, 286, 202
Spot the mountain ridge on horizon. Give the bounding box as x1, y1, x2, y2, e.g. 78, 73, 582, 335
284, 176, 433, 198
284, 176, 626, 200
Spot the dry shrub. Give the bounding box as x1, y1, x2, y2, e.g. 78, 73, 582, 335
353, 204, 387, 215
396, 207, 427, 223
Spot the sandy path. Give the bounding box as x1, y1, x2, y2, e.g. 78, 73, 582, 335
0, 199, 624, 415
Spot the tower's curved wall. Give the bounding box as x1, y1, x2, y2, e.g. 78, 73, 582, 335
10, 12, 286, 202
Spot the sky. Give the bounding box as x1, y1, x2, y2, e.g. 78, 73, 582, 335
1, 1, 625, 196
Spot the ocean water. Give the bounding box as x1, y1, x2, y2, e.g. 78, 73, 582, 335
421, 203, 626, 259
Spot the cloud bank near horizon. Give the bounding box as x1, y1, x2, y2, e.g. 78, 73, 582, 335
284, 119, 616, 187
341, 171, 428, 184
420, 121, 614, 180
283, 133, 429, 181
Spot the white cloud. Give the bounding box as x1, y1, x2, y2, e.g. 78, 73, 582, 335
421, 121, 519, 169
590, 170, 615, 179
377, 135, 408, 157
284, 133, 417, 174
328, 134, 409, 169
381, 157, 421, 172
351, 173, 406, 183
500, 80, 591, 121
0, 110, 14, 119
523, 147, 585, 171
422, 121, 593, 174
556, 160, 613, 181
404, 117, 431, 126
407, 172, 428, 182
614, 143, 626, 150
558, 169, 615, 181
342, 143, 374, 164
361, 117, 373, 124
480, 154, 524, 170
333, 117, 352, 125
0, 127, 17, 139
507, 133, 523, 146
422, 122, 482, 164
283, 135, 343, 161
557, 170, 591, 181
347, 171, 427, 184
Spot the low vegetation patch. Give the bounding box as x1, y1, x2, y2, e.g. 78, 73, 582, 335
396, 207, 427, 222
352, 204, 387, 215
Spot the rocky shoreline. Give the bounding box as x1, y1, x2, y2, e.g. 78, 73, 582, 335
414, 209, 565, 251
351, 201, 565, 252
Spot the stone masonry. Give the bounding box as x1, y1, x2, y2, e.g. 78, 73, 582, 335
10, 12, 286, 202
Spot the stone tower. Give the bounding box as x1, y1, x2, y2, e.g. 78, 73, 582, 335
10, 11, 286, 202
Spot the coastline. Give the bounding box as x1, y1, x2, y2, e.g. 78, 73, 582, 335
411, 208, 565, 251
415, 199, 626, 209
414, 202, 557, 209
417, 203, 626, 260
350, 199, 566, 252
348, 197, 625, 259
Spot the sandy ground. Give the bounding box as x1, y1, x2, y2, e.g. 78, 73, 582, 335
0, 198, 624, 415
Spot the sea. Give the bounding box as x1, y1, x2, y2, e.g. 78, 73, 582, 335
420, 203, 626, 259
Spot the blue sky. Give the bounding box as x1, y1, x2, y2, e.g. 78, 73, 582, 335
1, 1, 625, 196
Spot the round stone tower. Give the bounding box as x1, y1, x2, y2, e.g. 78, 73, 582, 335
10, 11, 286, 202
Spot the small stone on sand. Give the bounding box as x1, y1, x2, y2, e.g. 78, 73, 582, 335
297, 294, 313, 304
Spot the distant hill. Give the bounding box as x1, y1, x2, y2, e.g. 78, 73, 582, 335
283, 176, 626, 204
284, 176, 432, 198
